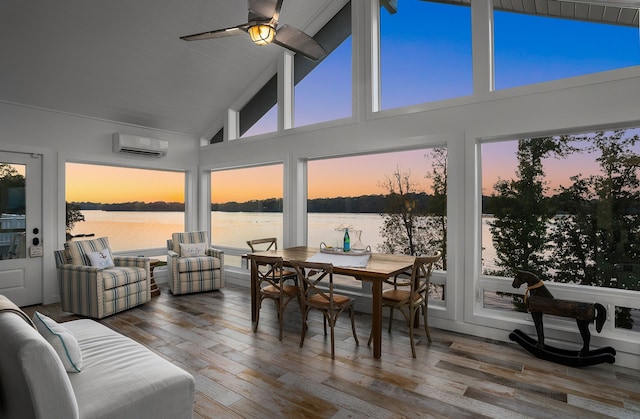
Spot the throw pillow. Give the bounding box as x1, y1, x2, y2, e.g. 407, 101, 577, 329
32, 312, 83, 373
180, 242, 207, 257
86, 247, 115, 269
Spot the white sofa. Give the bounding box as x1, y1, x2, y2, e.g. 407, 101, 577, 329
0, 295, 195, 419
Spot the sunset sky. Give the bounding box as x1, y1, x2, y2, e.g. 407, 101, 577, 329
66, 163, 185, 203
64, 2, 639, 204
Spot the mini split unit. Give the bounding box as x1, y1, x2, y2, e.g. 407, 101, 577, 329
112, 133, 168, 157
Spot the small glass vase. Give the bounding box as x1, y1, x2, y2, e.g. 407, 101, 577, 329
351, 229, 365, 251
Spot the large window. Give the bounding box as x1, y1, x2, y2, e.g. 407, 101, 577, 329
210, 164, 284, 267
294, 37, 352, 127
495, 1, 640, 90
294, 3, 352, 128
307, 147, 447, 294
481, 128, 640, 330
65, 163, 185, 251
238, 3, 352, 136
239, 76, 278, 138
379, 0, 472, 111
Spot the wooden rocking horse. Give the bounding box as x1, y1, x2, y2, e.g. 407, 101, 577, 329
509, 270, 616, 367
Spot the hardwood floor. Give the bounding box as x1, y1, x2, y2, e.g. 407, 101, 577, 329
23, 284, 640, 418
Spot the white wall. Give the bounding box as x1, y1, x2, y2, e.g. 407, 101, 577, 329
0, 102, 200, 304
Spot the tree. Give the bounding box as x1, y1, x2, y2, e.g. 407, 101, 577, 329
487, 136, 574, 277
550, 131, 640, 286
377, 148, 448, 263
66, 202, 85, 240
548, 130, 640, 328
424, 147, 447, 269
377, 167, 423, 255
0, 164, 25, 215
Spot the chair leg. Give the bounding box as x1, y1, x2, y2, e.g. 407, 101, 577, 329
300, 308, 309, 348
388, 307, 394, 333
253, 298, 262, 333
422, 304, 432, 343
349, 307, 359, 345
408, 307, 417, 358
276, 299, 284, 341
329, 315, 335, 359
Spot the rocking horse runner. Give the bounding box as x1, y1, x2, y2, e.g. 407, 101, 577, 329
509, 270, 616, 367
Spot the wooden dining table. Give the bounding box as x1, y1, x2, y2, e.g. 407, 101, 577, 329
247, 246, 415, 359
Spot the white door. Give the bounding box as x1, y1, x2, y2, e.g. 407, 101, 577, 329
0, 151, 43, 306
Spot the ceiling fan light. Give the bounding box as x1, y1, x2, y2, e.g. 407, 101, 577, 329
248, 24, 275, 46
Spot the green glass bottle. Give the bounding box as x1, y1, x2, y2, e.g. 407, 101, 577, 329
343, 228, 350, 252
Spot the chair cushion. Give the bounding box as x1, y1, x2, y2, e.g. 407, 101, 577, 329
171, 231, 208, 255
381, 289, 420, 303
100, 267, 147, 290
33, 312, 83, 373
262, 284, 299, 297
176, 256, 220, 273
309, 293, 351, 306
65, 237, 112, 266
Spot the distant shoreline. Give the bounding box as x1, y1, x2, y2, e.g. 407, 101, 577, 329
72, 194, 432, 214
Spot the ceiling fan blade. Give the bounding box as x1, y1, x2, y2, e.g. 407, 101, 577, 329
180, 24, 248, 41
248, 0, 282, 22
273, 24, 327, 61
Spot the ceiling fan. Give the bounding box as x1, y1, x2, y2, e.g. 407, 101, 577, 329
180, 0, 327, 61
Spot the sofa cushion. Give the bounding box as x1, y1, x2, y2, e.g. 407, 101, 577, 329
64, 319, 195, 419
86, 248, 115, 269
33, 311, 83, 373
65, 237, 112, 266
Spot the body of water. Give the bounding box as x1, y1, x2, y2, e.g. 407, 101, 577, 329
70, 210, 498, 269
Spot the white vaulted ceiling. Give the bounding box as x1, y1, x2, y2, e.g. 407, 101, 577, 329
0, 0, 337, 138
2, 1, 638, 140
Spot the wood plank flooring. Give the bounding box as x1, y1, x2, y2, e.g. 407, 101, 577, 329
23, 284, 640, 418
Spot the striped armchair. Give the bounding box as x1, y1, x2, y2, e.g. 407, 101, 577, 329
54, 237, 150, 319
167, 231, 224, 295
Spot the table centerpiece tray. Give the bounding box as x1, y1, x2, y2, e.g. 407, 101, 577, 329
319, 242, 371, 255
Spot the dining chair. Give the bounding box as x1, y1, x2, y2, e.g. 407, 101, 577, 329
249, 255, 302, 341
368, 251, 442, 358
247, 237, 298, 286
291, 260, 359, 359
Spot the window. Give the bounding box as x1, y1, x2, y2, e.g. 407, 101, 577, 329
210, 164, 284, 267
239, 3, 352, 136
495, 1, 640, 90
65, 163, 185, 251
379, 0, 472, 111
307, 147, 447, 294
294, 3, 352, 127
239, 76, 278, 138
480, 128, 640, 327
0, 163, 26, 260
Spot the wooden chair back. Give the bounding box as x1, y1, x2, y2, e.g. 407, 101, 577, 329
246, 237, 279, 253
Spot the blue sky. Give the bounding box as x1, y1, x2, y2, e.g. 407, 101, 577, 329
224, 1, 640, 201
247, 1, 639, 135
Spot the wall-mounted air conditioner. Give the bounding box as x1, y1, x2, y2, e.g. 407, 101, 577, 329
112, 133, 168, 158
